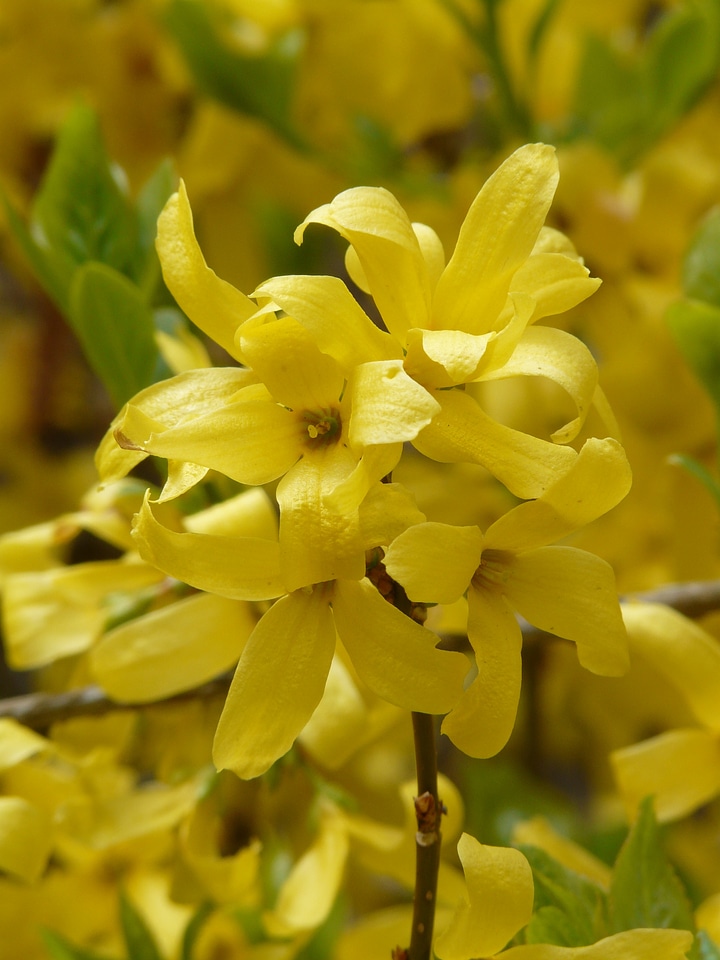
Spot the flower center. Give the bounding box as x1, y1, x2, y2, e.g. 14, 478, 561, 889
472, 549, 512, 592
302, 408, 342, 446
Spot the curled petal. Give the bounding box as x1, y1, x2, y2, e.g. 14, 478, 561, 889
213, 588, 336, 779
413, 388, 576, 500
504, 547, 629, 676
333, 579, 467, 715
434, 833, 534, 960
349, 360, 441, 447
442, 587, 522, 758
384, 522, 483, 604
433, 144, 559, 334
156, 181, 255, 359
622, 603, 720, 732
132, 494, 284, 601
253, 275, 401, 370
296, 186, 431, 338
404, 328, 495, 388
479, 326, 599, 443
485, 438, 631, 552
612, 727, 720, 822
325, 443, 402, 517
510, 252, 601, 322
499, 929, 693, 960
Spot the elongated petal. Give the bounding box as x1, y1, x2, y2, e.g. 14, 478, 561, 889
413, 222, 446, 290
253, 275, 401, 370
239, 317, 344, 410
499, 929, 693, 960
91, 593, 256, 703
158, 461, 209, 502
485, 438, 631, 552
277, 449, 366, 591
510, 252, 601, 322
349, 360, 440, 447
213, 588, 336, 779
299, 656, 369, 768
264, 807, 349, 936
333, 579, 467, 714
611, 728, 720, 822
132, 494, 284, 600
185, 488, 278, 541
404, 328, 494, 388
433, 144, 558, 334
479, 326, 599, 443
0, 797, 53, 882
296, 186, 431, 338
441, 587, 522, 758
505, 547, 629, 675
622, 603, 720, 732
413, 388, 576, 499
156, 181, 254, 359
121, 396, 301, 486
325, 443, 402, 516
434, 833, 534, 960
384, 522, 483, 604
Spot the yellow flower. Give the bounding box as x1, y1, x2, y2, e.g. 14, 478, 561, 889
611, 603, 720, 822
133, 490, 468, 779
384, 438, 631, 758
254, 143, 603, 499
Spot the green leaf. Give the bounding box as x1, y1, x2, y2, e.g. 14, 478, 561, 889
69, 262, 160, 409
32, 102, 139, 279
666, 298, 720, 414
696, 930, 720, 960
119, 889, 165, 960
608, 796, 695, 934
40, 929, 115, 960
164, 0, 305, 149
134, 157, 178, 298
683, 209, 720, 308
518, 845, 607, 947
181, 902, 214, 960
667, 453, 720, 507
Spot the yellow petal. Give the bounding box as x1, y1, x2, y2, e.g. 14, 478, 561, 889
612, 728, 720, 822
185, 487, 278, 541
2, 562, 164, 669
348, 360, 441, 447
155, 324, 212, 375
332, 579, 467, 714
158, 461, 209, 502
132, 494, 284, 601
253, 275, 401, 369
325, 443, 403, 516
510, 252, 601, 322
213, 587, 336, 779
239, 316, 344, 410
0, 720, 47, 772
413, 388, 576, 499
484, 438, 631, 552
335, 905, 415, 960
0, 796, 53, 882
442, 587, 522, 758
156, 181, 254, 359
505, 547, 629, 676
499, 929, 694, 959
296, 186, 431, 338
622, 603, 720, 732
120, 393, 302, 487
277, 449, 366, 591
413, 222, 446, 291
512, 817, 611, 890
358, 480, 426, 549
434, 833, 534, 960
404, 328, 495, 388
264, 806, 349, 936
91, 593, 256, 703
299, 655, 369, 768
384, 522, 483, 604
478, 326, 599, 443
432, 144, 558, 334
180, 805, 261, 906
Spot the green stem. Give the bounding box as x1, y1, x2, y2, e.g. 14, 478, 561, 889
478, 0, 533, 140
408, 711, 443, 960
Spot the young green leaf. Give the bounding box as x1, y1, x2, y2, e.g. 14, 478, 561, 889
134, 157, 178, 299
608, 796, 695, 934
40, 929, 115, 960
32, 102, 139, 280
180, 902, 214, 960
696, 930, 720, 960
119, 890, 165, 960
666, 299, 720, 414
683, 209, 720, 309
517, 844, 607, 947
69, 262, 160, 409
